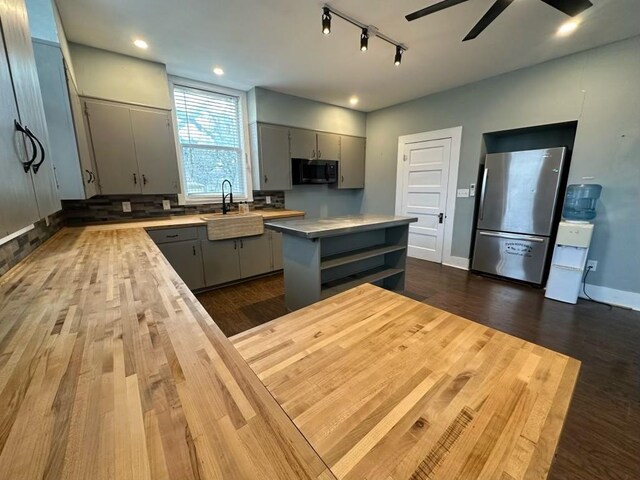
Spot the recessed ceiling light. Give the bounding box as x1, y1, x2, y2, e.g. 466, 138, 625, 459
557, 20, 579, 36
349, 96, 359, 106
213, 66, 224, 76
133, 39, 148, 49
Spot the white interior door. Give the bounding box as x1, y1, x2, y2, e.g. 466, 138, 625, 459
398, 138, 451, 263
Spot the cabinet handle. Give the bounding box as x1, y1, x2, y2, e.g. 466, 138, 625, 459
192, 245, 196, 256
14, 120, 37, 173
240, 239, 244, 248
264, 174, 268, 183
341, 175, 344, 183
318, 150, 322, 158
234, 240, 237, 250
85, 169, 92, 183
90, 171, 96, 183
142, 174, 148, 185
27, 128, 46, 174
312, 149, 316, 158
166, 234, 179, 238
133, 173, 137, 184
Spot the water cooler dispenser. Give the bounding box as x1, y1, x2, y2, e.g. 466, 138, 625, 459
545, 184, 601, 304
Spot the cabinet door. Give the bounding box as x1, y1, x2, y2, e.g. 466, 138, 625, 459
258, 123, 291, 190
85, 100, 140, 194
339, 136, 365, 189
157, 240, 205, 290
201, 239, 241, 286
289, 128, 317, 159
67, 67, 97, 198
239, 234, 272, 278
0, 35, 39, 237
131, 108, 180, 194
317, 132, 340, 161
270, 230, 283, 271
0, 0, 60, 217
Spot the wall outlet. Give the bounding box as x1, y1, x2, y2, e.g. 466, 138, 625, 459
469, 183, 476, 197
162, 199, 171, 210
122, 201, 132, 213
586, 260, 598, 271
265, 195, 272, 204
456, 188, 470, 198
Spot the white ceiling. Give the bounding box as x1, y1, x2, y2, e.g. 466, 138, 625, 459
56, 0, 640, 112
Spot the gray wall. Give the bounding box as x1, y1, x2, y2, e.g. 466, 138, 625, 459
249, 87, 366, 217
364, 36, 640, 294
69, 43, 172, 109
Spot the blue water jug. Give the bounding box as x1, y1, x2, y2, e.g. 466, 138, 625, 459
562, 184, 602, 221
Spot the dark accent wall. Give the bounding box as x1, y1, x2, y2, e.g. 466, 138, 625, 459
62, 191, 285, 225
0, 210, 65, 277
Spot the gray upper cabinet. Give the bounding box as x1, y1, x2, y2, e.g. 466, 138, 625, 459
131, 108, 180, 194
84, 99, 180, 195
238, 234, 272, 278
33, 41, 97, 200
0, 33, 39, 237
85, 100, 139, 194
0, 0, 60, 219
338, 136, 365, 189
157, 240, 205, 290
251, 123, 291, 191
316, 132, 340, 161
289, 128, 317, 159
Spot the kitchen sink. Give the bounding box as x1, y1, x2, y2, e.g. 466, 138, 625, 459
201, 213, 264, 240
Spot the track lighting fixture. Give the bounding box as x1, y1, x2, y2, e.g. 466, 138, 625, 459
360, 28, 369, 51
394, 46, 403, 66
322, 7, 331, 34
321, 4, 407, 66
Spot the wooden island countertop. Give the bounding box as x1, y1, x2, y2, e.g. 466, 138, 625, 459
0, 221, 332, 479
232, 284, 581, 480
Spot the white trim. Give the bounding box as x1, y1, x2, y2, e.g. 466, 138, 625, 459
0, 224, 35, 247
395, 126, 463, 266
579, 284, 640, 311
168, 76, 253, 204
442, 256, 470, 270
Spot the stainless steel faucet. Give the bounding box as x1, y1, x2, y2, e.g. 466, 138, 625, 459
221, 179, 233, 215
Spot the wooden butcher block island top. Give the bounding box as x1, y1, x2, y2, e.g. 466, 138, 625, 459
0, 226, 331, 479
232, 284, 580, 480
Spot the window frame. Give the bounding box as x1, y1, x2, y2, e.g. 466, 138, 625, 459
169, 76, 253, 204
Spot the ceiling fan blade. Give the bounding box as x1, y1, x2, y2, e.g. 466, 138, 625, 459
463, 0, 515, 41
539, 0, 593, 17
406, 0, 472, 21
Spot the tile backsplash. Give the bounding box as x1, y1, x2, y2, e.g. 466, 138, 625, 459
0, 210, 65, 277
62, 191, 286, 225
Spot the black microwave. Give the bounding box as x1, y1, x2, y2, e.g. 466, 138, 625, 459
292, 159, 338, 185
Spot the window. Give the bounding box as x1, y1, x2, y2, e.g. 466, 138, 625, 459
172, 81, 251, 202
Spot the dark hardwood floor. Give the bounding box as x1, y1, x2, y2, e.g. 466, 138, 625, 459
197, 257, 640, 480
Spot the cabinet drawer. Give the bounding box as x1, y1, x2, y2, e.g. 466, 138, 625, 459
147, 227, 198, 244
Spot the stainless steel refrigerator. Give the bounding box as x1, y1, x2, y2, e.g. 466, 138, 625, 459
472, 147, 567, 284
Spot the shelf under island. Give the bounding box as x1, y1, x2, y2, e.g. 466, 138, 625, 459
264, 214, 418, 310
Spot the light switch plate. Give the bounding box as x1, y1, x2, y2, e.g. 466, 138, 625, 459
122, 201, 132, 213
162, 199, 171, 210
469, 183, 476, 197
266, 196, 272, 204
457, 188, 470, 198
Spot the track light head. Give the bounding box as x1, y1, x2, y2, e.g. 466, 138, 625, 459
360, 28, 369, 51
322, 7, 331, 35
394, 46, 403, 66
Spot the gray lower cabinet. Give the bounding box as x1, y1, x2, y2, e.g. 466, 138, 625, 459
238, 235, 272, 278
157, 240, 205, 290
201, 238, 242, 286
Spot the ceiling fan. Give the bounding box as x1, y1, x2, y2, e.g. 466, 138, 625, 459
406, 0, 593, 41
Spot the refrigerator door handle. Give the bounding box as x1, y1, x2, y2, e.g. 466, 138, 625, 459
478, 231, 545, 243
479, 167, 488, 220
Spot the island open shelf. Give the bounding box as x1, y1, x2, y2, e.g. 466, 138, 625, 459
265, 215, 417, 310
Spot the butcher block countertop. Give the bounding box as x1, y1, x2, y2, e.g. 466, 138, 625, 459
77, 208, 305, 231
0, 225, 332, 479
232, 284, 581, 480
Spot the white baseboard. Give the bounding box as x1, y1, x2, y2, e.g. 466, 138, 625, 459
579, 284, 640, 311
442, 256, 469, 270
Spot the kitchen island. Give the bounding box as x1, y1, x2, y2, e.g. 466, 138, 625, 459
265, 215, 417, 310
